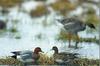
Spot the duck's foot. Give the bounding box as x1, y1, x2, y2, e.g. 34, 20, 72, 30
75, 41, 79, 49
75, 46, 78, 49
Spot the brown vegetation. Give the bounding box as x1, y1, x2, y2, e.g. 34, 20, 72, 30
30, 5, 49, 17
0, 0, 23, 8
50, 0, 76, 16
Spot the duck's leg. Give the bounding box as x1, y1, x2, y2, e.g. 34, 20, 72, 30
68, 33, 72, 48
75, 34, 79, 49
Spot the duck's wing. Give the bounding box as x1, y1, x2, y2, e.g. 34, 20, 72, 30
64, 21, 85, 32
19, 51, 35, 63
59, 52, 79, 55
58, 52, 79, 59
54, 54, 75, 65
20, 51, 33, 58
57, 18, 81, 25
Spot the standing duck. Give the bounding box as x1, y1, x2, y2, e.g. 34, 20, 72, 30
52, 46, 79, 65
57, 18, 95, 49
11, 47, 43, 65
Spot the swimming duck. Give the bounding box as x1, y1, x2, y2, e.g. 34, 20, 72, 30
11, 47, 43, 65
52, 46, 79, 65
57, 18, 95, 49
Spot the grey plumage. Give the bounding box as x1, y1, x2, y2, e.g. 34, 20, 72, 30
19, 50, 34, 62
11, 50, 34, 63
57, 18, 95, 48
11, 47, 42, 65
52, 46, 79, 65
57, 18, 87, 34
52, 46, 79, 60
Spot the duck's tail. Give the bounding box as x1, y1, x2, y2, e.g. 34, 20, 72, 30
11, 51, 21, 55
86, 23, 95, 29
11, 51, 21, 59
11, 55, 17, 59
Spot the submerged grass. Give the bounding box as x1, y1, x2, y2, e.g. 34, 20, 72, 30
57, 29, 99, 44
0, 56, 99, 66
72, 58, 100, 66
0, 56, 22, 65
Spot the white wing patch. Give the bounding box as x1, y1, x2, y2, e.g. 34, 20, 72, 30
64, 22, 75, 26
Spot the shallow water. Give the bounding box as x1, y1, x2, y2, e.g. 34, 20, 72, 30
0, 1, 99, 59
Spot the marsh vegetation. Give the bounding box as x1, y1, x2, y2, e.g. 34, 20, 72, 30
0, 0, 99, 65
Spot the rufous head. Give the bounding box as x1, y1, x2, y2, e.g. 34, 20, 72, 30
34, 47, 42, 54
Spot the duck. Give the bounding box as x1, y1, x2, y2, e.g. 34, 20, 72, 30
11, 47, 43, 65
57, 18, 95, 49
51, 46, 79, 65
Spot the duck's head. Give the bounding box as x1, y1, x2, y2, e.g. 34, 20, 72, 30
34, 47, 42, 54
52, 46, 58, 54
